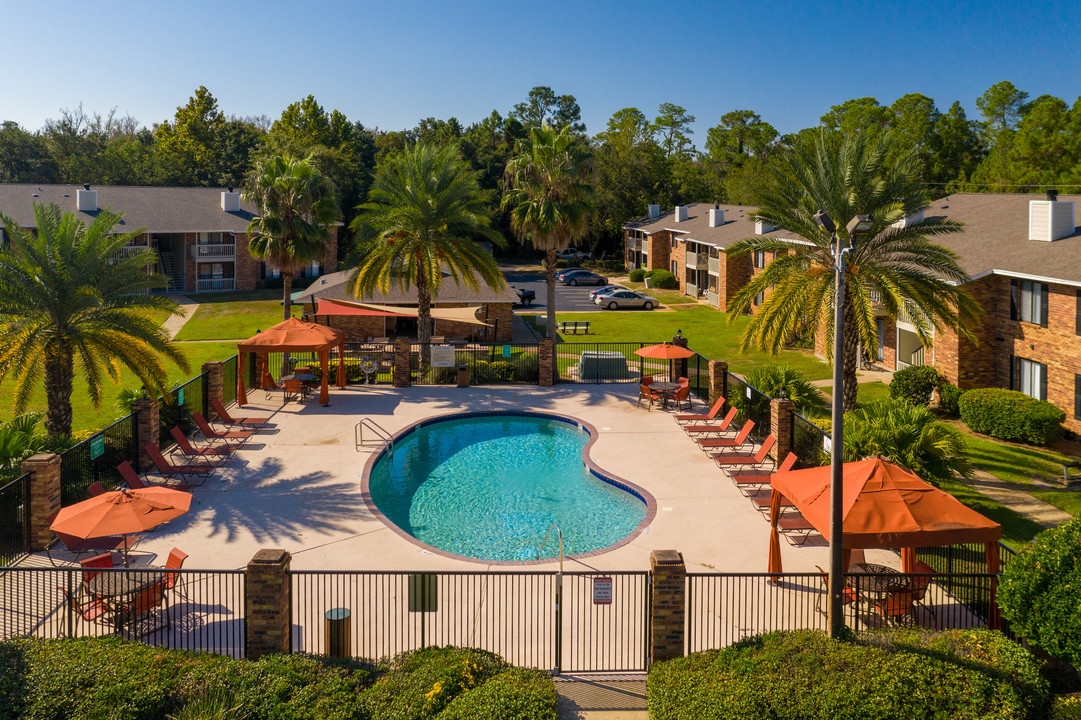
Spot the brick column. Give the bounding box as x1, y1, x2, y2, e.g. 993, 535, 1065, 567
539, 338, 554, 387
202, 361, 224, 420
245, 548, 292, 659
708, 360, 728, 405
132, 396, 159, 471
672, 333, 689, 381
393, 338, 412, 388
770, 397, 795, 463
650, 549, 686, 665
22, 453, 61, 551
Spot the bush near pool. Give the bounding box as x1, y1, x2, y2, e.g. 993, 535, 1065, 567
0, 639, 556, 720
958, 387, 1065, 445
647, 629, 1049, 720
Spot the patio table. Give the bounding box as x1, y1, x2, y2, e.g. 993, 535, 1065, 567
846, 563, 911, 599
281, 373, 317, 398
649, 382, 679, 409
86, 570, 166, 600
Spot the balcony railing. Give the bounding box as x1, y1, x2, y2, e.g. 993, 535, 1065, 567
196, 278, 235, 292
193, 243, 236, 259
685, 252, 707, 270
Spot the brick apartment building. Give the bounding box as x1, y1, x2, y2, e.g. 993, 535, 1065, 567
0, 183, 337, 294
624, 193, 1081, 433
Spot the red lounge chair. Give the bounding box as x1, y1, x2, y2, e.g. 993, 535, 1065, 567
211, 399, 269, 427
87, 482, 106, 497
732, 453, 798, 495
193, 412, 254, 446
778, 516, 816, 545
684, 408, 739, 436
117, 461, 194, 493
46, 509, 141, 566
713, 436, 777, 469
169, 426, 235, 459
752, 493, 796, 512
637, 383, 664, 410
696, 420, 754, 452
144, 444, 214, 484
675, 396, 725, 424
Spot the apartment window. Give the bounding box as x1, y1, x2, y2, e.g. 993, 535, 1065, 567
753, 250, 766, 269
670, 260, 677, 275
1012, 357, 1047, 401
1010, 279, 1048, 326
671, 236, 677, 249
753, 290, 764, 306
1076, 290, 1081, 336
1075, 375, 1081, 420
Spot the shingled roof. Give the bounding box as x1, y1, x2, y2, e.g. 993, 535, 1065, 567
623, 202, 796, 249
294, 269, 519, 305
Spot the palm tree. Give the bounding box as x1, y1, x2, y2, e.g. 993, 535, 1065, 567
349, 143, 505, 359
742, 364, 827, 417
244, 154, 341, 320
725, 129, 982, 411
0, 204, 186, 438
503, 125, 594, 341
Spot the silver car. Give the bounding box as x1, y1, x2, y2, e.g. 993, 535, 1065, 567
595, 290, 658, 310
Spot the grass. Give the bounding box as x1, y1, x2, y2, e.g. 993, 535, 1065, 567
174, 290, 297, 341
937, 477, 1048, 550
818, 381, 892, 408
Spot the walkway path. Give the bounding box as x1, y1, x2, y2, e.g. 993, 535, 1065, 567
962, 468, 1074, 528
556, 674, 648, 720
161, 295, 199, 339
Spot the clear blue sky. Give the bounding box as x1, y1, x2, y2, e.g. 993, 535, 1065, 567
4, 0, 1079, 148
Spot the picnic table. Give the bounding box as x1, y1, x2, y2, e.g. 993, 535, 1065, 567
558, 320, 591, 334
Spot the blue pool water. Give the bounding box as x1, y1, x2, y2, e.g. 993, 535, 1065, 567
366, 414, 648, 561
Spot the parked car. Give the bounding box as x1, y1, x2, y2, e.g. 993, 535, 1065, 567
556, 247, 590, 260
595, 290, 657, 310
555, 267, 586, 281
560, 270, 608, 286
589, 285, 626, 301
512, 287, 535, 306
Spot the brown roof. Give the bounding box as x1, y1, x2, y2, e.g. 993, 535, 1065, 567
294, 269, 519, 305
0, 183, 257, 233
623, 202, 795, 249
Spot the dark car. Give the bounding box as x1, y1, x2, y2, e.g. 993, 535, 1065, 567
559, 270, 608, 286
512, 287, 535, 306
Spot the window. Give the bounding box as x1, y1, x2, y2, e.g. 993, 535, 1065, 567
1010, 279, 1048, 326
753, 290, 764, 306
1013, 357, 1047, 401
671, 236, 677, 249
1076, 290, 1081, 336
1075, 375, 1081, 420
753, 250, 766, 269
670, 260, 677, 275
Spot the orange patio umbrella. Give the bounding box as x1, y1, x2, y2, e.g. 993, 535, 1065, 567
236, 317, 346, 406
633, 342, 696, 359
50, 487, 192, 566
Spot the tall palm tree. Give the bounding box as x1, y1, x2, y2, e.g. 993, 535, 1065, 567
503, 125, 594, 341
349, 143, 505, 359
0, 204, 186, 438
725, 129, 982, 411
244, 154, 341, 320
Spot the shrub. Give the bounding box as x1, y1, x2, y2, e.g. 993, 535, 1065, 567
647, 629, 1049, 720
742, 364, 827, 417
959, 387, 1065, 445
937, 380, 964, 417
648, 269, 678, 289
628, 268, 646, 282
489, 361, 516, 382
515, 354, 540, 383
1054, 694, 1081, 719
469, 360, 492, 385
425, 365, 457, 384
889, 365, 941, 406
999, 518, 1081, 666
440, 667, 557, 720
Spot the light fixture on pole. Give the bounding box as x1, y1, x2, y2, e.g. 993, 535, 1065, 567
813, 209, 872, 639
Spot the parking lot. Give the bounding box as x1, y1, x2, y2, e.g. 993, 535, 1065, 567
504, 265, 614, 313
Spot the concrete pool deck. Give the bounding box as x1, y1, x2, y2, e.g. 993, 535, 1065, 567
84, 384, 900, 574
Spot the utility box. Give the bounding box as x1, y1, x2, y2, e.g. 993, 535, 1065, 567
457, 365, 469, 388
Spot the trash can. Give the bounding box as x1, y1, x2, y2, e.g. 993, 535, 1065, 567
457, 364, 469, 388
325, 607, 351, 658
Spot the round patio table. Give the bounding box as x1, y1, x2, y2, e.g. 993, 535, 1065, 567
86, 570, 166, 600
845, 563, 910, 599
649, 382, 679, 409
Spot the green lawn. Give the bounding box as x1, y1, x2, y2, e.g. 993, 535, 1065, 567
937, 477, 1048, 550
819, 381, 892, 408
174, 290, 297, 341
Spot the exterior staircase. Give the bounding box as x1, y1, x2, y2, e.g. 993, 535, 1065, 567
158, 251, 183, 293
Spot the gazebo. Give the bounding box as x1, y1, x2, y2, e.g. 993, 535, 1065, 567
236, 318, 346, 406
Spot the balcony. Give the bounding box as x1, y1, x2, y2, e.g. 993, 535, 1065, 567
708, 256, 721, 275
685, 252, 707, 270
196, 278, 235, 292
192, 243, 236, 259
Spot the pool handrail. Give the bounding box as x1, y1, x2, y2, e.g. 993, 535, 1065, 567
540, 522, 565, 574
356, 418, 394, 454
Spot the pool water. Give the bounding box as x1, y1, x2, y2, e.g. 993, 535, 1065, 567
367, 414, 648, 561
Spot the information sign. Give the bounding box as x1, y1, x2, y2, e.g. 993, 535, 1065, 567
431, 345, 456, 368
89, 434, 105, 460
178, 387, 185, 405
593, 576, 613, 605
502, 345, 511, 358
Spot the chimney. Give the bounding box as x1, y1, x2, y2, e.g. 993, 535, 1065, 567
1029, 193, 1075, 242
76, 184, 97, 212
754, 219, 774, 235
708, 208, 725, 227
674, 206, 689, 222
648, 204, 660, 218
221, 188, 241, 212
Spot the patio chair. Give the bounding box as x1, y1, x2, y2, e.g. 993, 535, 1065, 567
144, 444, 214, 485
678, 377, 689, 388
169, 426, 235, 460
163, 547, 190, 601
192, 412, 254, 446
116, 579, 170, 638
637, 383, 664, 410
58, 586, 114, 634
675, 396, 725, 424
641, 375, 654, 386
697, 420, 755, 452
263, 377, 285, 400
905, 561, 938, 622
46, 510, 142, 566
283, 377, 306, 401
87, 482, 106, 497
814, 565, 859, 615
777, 516, 817, 546
211, 399, 269, 427
713, 435, 777, 469
80, 553, 114, 584
117, 461, 195, 493
671, 386, 692, 411
683, 407, 739, 436
731, 453, 798, 493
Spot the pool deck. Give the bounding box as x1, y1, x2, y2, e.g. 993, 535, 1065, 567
86, 383, 898, 575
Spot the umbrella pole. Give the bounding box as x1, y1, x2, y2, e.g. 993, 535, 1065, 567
123, 534, 130, 568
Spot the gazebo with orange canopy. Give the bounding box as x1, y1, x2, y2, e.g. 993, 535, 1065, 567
236, 318, 346, 406
765, 457, 1003, 625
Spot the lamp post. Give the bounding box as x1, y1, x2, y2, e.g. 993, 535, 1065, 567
813, 210, 873, 639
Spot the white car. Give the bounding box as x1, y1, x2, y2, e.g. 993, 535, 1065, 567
556, 247, 590, 261
595, 290, 658, 310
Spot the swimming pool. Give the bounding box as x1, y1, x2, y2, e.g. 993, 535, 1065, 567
363, 411, 654, 562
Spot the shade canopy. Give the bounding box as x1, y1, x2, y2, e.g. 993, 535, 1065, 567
314, 299, 410, 318
236, 317, 346, 406
51, 487, 191, 538
633, 342, 695, 360
319, 299, 492, 327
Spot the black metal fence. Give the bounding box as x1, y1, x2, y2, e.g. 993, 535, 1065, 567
915, 542, 1016, 627
222, 354, 238, 407
157, 373, 205, 450
0, 473, 30, 566
407, 343, 541, 385
725, 373, 772, 442
58, 413, 138, 505
792, 412, 830, 468
555, 341, 669, 384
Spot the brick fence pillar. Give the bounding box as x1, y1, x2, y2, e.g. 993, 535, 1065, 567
132, 396, 159, 471
202, 361, 224, 420
650, 549, 686, 665
708, 360, 728, 405
393, 338, 411, 388
539, 338, 554, 387
21, 453, 61, 551
245, 548, 292, 659
770, 397, 795, 463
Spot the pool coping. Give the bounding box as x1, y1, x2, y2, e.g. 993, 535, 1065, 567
360, 409, 659, 566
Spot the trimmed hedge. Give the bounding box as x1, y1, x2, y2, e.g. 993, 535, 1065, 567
937, 381, 964, 417
0, 639, 556, 720
647, 629, 1049, 720
889, 365, 941, 406
999, 518, 1081, 666
629, 268, 646, 282
958, 387, 1065, 445
648, 269, 678, 289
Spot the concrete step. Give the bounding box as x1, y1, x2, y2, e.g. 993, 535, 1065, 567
555, 673, 648, 720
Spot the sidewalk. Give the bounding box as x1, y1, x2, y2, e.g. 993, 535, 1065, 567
161, 295, 198, 339
556, 674, 648, 720
962, 468, 1074, 528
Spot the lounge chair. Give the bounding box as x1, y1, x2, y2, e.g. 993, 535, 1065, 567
211, 399, 269, 427
144, 444, 214, 484
169, 426, 235, 459
713, 435, 777, 469
778, 516, 817, 545
87, 482, 106, 497
752, 493, 796, 512
58, 586, 114, 634
46, 510, 141, 566
192, 412, 254, 446
697, 420, 755, 452
117, 461, 195, 493
732, 453, 797, 494
637, 383, 664, 410
683, 407, 739, 436
675, 396, 725, 424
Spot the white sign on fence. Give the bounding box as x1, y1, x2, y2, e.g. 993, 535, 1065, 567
823, 435, 832, 454
745, 385, 752, 399
431, 345, 456, 368
593, 576, 613, 605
